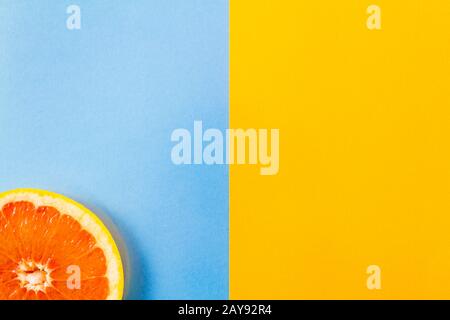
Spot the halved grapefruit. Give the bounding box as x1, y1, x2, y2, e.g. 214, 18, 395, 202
0, 189, 124, 300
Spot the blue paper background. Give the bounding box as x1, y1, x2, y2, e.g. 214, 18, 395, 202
0, 0, 228, 299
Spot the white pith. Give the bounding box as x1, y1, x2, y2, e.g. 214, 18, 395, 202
0, 191, 123, 300
15, 259, 52, 293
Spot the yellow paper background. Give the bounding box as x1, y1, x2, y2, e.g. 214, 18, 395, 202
230, 0, 450, 299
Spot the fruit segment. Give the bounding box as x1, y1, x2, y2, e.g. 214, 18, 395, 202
0, 190, 124, 300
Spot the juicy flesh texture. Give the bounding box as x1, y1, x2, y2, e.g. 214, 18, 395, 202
0, 201, 109, 300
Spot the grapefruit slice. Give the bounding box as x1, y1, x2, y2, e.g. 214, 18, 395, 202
0, 189, 124, 300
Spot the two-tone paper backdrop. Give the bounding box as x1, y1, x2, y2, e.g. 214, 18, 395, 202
1, 0, 450, 299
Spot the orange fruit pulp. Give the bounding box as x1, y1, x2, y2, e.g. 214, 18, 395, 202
0, 189, 124, 300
